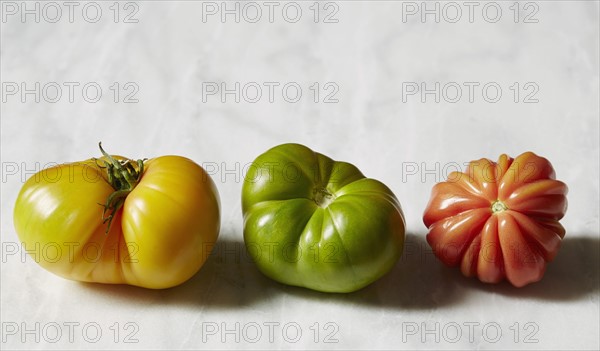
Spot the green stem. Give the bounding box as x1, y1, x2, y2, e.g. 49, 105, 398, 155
313, 187, 335, 208
491, 199, 508, 213
95, 142, 145, 233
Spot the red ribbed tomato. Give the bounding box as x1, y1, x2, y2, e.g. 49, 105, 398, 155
423, 152, 568, 287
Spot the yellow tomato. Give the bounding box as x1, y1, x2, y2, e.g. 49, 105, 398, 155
13, 145, 220, 289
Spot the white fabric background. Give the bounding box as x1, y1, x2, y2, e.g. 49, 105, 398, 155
1, 1, 599, 349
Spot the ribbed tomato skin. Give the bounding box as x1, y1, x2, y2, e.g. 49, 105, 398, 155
14, 155, 220, 289
423, 152, 568, 287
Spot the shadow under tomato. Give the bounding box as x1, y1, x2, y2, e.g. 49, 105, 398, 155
458, 235, 600, 301
274, 233, 464, 310
77, 231, 273, 309
78, 233, 598, 308
78, 232, 463, 310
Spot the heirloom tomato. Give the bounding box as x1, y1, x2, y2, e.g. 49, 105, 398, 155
13, 144, 220, 289
423, 152, 568, 287
242, 143, 405, 293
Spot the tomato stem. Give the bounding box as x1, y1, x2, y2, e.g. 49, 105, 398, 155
95, 142, 146, 233
313, 187, 335, 208
491, 200, 508, 213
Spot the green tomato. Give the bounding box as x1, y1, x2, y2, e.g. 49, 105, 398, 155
242, 143, 405, 293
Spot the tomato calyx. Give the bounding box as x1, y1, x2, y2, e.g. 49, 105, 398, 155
95, 142, 146, 233
491, 199, 508, 213
313, 187, 335, 208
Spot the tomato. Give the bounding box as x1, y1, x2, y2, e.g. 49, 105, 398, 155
13, 144, 220, 289
423, 152, 568, 287
241, 143, 405, 293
